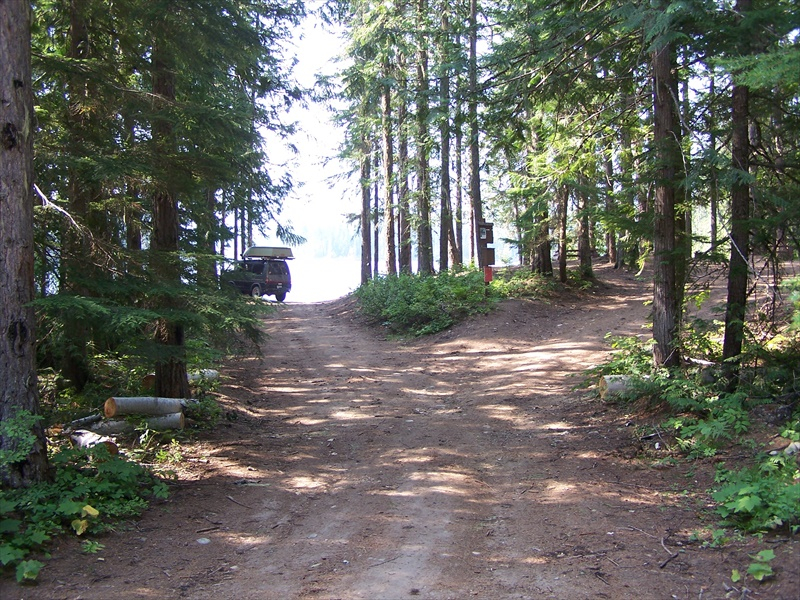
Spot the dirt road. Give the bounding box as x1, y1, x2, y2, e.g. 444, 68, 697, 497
3, 265, 798, 599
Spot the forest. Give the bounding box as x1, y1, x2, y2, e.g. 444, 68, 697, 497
1, 0, 799, 585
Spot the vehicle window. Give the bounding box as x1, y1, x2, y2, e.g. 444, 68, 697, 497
268, 262, 284, 275
248, 262, 264, 275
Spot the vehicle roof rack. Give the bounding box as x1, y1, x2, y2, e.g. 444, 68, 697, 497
242, 246, 294, 259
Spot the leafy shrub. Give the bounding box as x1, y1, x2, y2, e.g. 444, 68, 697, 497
355, 270, 500, 336
1, 439, 167, 582
713, 453, 800, 532
489, 268, 557, 297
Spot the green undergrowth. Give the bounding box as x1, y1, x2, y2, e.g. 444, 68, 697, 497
354, 267, 560, 336
1, 420, 169, 583
586, 331, 800, 536
2, 354, 224, 583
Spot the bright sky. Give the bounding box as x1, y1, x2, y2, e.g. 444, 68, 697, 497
247, 8, 517, 303
253, 11, 362, 303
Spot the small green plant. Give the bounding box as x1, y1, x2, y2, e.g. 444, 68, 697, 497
583, 334, 653, 386
712, 455, 800, 532
183, 395, 222, 428
0, 410, 43, 466
1, 443, 168, 582
81, 539, 105, 554
155, 439, 183, 464
732, 549, 776, 583
746, 549, 776, 582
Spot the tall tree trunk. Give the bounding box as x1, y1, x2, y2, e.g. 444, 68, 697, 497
61, 0, 94, 391
675, 55, 691, 326
151, 36, 189, 399
453, 94, 464, 268
397, 57, 412, 274
708, 74, 719, 250
577, 184, 593, 279
0, 0, 49, 487
373, 147, 380, 278
360, 132, 372, 285
651, 40, 681, 367
604, 151, 617, 265
722, 0, 752, 380
382, 57, 397, 276
416, 0, 434, 274
438, 10, 454, 271
557, 186, 568, 284
198, 188, 218, 285
468, 0, 483, 265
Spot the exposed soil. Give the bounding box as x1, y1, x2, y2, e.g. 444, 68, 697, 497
2, 263, 798, 600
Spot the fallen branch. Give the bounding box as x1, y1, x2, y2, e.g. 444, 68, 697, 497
65, 413, 103, 431
226, 495, 252, 509
659, 537, 680, 568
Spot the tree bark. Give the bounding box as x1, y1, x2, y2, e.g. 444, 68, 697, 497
577, 185, 592, 279
416, 0, 434, 274
453, 74, 464, 268
0, 0, 49, 487
557, 186, 568, 283
373, 147, 380, 278
722, 0, 752, 381
651, 40, 681, 367
382, 57, 397, 276
60, 0, 96, 391
397, 57, 412, 274
438, 10, 454, 271
468, 0, 483, 266
151, 34, 190, 399
360, 131, 372, 284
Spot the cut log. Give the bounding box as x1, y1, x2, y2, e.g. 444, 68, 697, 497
70, 430, 119, 454
598, 375, 637, 400
89, 412, 185, 435
104, 396, 185, 418
145, 412, 185, 431
188, 369, 219, 382
141, 373, 156, 391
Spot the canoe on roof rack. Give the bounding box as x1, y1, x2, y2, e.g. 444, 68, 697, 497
242, 246, 294, 259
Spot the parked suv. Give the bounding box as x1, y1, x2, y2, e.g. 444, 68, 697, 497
225, 246, 292, 301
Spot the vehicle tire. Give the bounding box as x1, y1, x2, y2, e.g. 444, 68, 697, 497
250, 284, 262, 298
275, 291, 286, 302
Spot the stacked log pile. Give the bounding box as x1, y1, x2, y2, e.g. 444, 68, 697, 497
65, 370, 219, 450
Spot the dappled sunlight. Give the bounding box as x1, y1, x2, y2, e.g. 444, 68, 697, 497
217, 531, 272, 547
539, 481, 577, 502
289, 417, 329, 426
520, 555, 550, 566
398, 386, 455, 397
541, 421, 573, 431
477, 403, 527, 425
286, 474, 330, 490
373, 470, 472, 498
269, 385, 316, 394
329, 409, 374, 421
